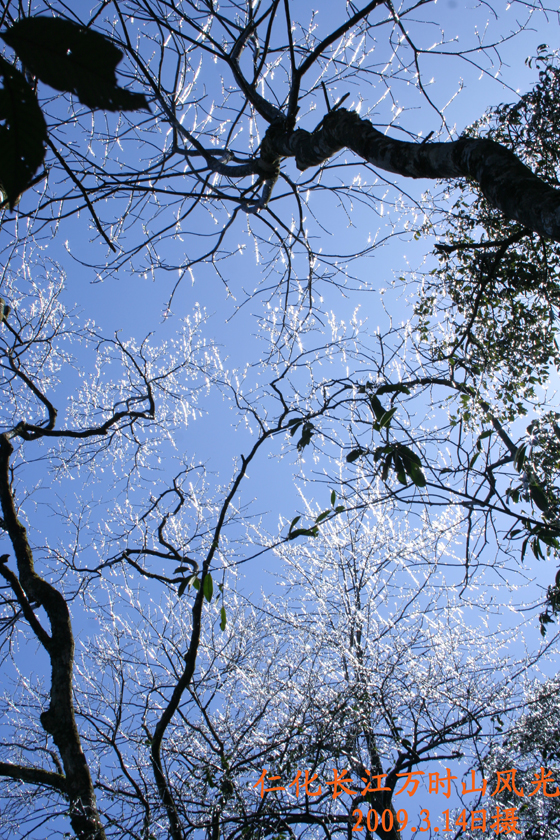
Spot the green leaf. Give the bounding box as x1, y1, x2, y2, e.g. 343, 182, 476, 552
288, 419, 302, 436
397, 446, 427, 487
288, 515, 301, 533
346, 447, 366, 463
375, 382, 411, 396
381, 453, 392, 481
334, 505, 345, 514
540, 611, 554, 637
296, 421, 314, 452
192, 576, 201, 591
0, 56, 46, 209
220, 606, 227, 632
469, 452, 480, 469
203, 573, 213, 602
537, 531, 559, 549
315, 509, 330, 524
374, 444, 392, 462
288, 527, 319, 540
514, 445, 527, 472
398, 445, 422, 467
393, 454, 407, 485
330, 489, 336, 507
406, 462, 426, 487
369, 395, 386, 420
529, 483, 549, 511
377, 407, 398, 429
2, 17, 148, 111
178, 580, 188, 598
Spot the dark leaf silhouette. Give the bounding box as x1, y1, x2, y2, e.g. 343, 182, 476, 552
375, 383, 411, 396
398, 445, 427, 488
2, 17, 148, 111
346, 447, 366, 463
288, 527, 319, 540
0, 56, 46, 209
529, 482, 549, 511
296, 421, 314, 452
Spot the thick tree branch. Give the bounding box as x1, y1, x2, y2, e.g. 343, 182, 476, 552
0, 434, 106, 840
0, 555, 51, 648
12, 406, 152, 442
261, 109, 560, 241
434, 229, 529, 254
5, 353, 58, 432
0, 760, 67, 794
149, 421, 282, 839
229, 3, 284, 123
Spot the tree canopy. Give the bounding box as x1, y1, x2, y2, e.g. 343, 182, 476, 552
1, 3, 560, 840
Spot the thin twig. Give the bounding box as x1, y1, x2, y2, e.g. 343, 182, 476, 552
46, 138, 117, 253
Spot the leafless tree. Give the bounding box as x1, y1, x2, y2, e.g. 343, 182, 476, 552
2, 0, 560, 299
1, 3, 560, 839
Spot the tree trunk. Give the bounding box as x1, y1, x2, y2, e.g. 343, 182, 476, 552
0, 434, 106, 840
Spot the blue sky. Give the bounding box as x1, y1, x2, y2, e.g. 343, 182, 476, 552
2, 2, 560, 836
3, 0, 557, 661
